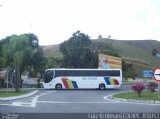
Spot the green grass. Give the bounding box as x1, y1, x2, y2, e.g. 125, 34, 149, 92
0, 91, 31, 98
113, 91, 160, 101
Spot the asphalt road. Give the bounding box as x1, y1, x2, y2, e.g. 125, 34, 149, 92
0, 86, 159, 114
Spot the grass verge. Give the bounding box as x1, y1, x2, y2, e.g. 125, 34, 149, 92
0, 91, 31, 98
113, 91, 160, 101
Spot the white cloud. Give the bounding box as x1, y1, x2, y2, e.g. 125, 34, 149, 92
0, 0, 160, 45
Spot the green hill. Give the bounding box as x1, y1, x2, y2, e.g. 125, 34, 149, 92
41, 39, 160, 65
41, 45, 63, 58
112, 39, 160, 65
92, 38, 160, 77
41, 39, 160, 77
91, 38, 160, 65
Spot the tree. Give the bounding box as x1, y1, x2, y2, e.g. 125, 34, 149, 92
1, 34, 39, 92
108, 35, 111, 39
152, 49, 157, 56
131, 82, 145, 97
32, 48, 47, 77
0, 57, 5, 68
98, 35, 102, 39
92, 39, 119, 57
0, 36, 11, 57
2, 35, 23, 92
122, 60, 136, 80
47, 57, 62, 68
60, 31, 96, 68
31, 47, 47, 88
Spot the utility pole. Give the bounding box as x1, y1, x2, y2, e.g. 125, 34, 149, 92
6, 70, 9, 95
15, 64, 20, 92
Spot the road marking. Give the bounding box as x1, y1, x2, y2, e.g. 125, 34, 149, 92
104, 95, 160, 106
12, 102, 31, 107
0, 91, 57, 107
26, 91, 56, 107
0, 104, 13, 106
37, 101, 112, 104
31, 92, 51, 107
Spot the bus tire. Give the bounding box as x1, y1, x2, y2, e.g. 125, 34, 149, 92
99, 84, 105, 90
55, 84, 62, 90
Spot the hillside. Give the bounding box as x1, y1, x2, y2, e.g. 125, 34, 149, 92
41, 39, 160, 68
111, 39, 160, 65
41, 45, 63, 58
93, 39, 160, 77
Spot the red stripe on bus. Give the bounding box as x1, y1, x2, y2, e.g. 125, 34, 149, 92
113, 79, 119, 85
62, 79, 70, 89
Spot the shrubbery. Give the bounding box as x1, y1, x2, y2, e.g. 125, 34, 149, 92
147, 82, 158, 92
131, 82, 145, 97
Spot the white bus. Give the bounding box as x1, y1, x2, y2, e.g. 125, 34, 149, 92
42, 68, 122, 90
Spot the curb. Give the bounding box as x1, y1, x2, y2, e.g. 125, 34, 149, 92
105, 92, 160, 104
112, 96, 160, 104
0, 90, 38, 101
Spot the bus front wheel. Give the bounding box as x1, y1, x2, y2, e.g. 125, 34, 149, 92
55, 84, 62, 90
99, 84, 105, 90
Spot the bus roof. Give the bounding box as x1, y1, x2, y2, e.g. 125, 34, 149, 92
45, 68, 122, 71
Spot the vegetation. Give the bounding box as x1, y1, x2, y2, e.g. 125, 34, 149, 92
59, 31, 122, 69
152, 49, 157, 56
0, 33, 47, 91
112, 40, 160, 65
0, 91, 31, 98
1, 31, 159, 91
92, 39, 136, 79
47, 57, 62, 68
147, 82, 158, 92
31, 47, 47, 84
92, 38, 119, 57
60, 31, 97, 68
113, 91, 160, 101
36, 35, 160, 79
131, 82, 145, 97
122, 60, 136, 80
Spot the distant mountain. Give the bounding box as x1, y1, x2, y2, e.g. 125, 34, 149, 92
111, 39, 160, 65
41, 45, 62, 58
41, 39, 160, 77
41, 39, 160, 65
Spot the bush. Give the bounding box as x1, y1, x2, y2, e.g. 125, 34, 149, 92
131, 82, 145, 97
29, 69, 37, 77
147, 82, 158, 92
36, 79, 41, 88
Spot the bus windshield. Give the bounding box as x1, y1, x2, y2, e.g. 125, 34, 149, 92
44, 70, 54, 83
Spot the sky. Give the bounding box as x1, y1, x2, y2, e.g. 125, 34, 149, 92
0, 0, 160, 45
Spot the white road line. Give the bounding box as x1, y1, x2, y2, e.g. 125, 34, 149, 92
104, 96, 160, 106
38, 101, 113, 104
30, 93, 48, 107
12, 102, 31, 107
31, 91, 56, 107
0, 91, 57, 107
0, 104, 13, 106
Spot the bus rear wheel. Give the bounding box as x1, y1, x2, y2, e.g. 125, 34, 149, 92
55, 84, 62, 90
99, 84, 105, 90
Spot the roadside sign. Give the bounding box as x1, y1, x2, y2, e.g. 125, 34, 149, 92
154, 68, 160, 82
143, 70, 154, 78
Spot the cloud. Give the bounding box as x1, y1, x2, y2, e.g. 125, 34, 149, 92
0, 0, 160, 45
